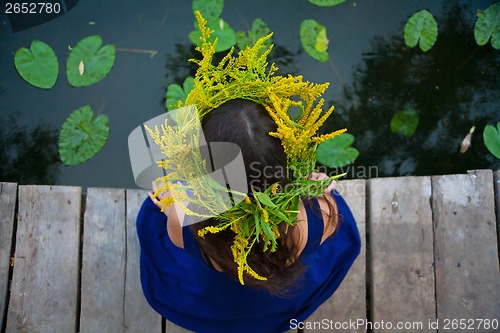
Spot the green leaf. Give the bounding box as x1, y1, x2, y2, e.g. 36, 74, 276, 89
166, 76, 194, 110
183, 76, 194, 93
269, 209, 291, 223
390, 108, 419, 137
14, 40, 58, 89
254, 213, 260, 240
308, 0, 346, 7
300, 19, 329, 62
404, 9, 438, 52
254, 192, 277, 208
59, 105, 109, 165
483, 121, 500, 159
314, 27, 329, 52
316, 133, 359, 168
66, 35, 116, 87
474, 3, 500, 49
192, 0, 224, 22
236, 18, 272, 50
261, 220, 275, 241
189, 18, 237, 52
241, 218, 249, 237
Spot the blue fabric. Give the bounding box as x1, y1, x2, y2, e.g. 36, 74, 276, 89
137, 191, 361, 333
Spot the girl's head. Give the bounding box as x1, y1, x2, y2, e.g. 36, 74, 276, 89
192, 99, 305, 296
201, 98, 287, 192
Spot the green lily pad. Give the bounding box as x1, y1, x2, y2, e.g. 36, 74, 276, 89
483, 121, 500, 159
189, 18, 236, 52
236, 18, 272, 50
316, 133, 359, 168
308, 0, 346, 6
474, 3, 500, 49
166, 76, 194, 110
315, 27, 329, 52
14, 40, 58, 89
192, 0, 224, 22
404, 9, 438, 52
59, 105, 109, 165
300, 19, 329, 62
390, 109, 419, 137
66, 35, 116, 87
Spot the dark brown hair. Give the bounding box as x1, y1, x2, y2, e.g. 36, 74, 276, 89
190, 99, 336, 297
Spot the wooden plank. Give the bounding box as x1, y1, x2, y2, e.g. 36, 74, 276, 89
166, 321, 295, 333
125, 189, 162, 332
368, 176, 436, 333
432, 170, 500, 326
308, 179, 367, 333
165, 320, 196, 333
80, 188, 126, 333
0, 183, 17, 329
6, 185, 81, 333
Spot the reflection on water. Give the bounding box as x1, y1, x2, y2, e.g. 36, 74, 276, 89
0, 112, 61, 184
325, 1, 500, 177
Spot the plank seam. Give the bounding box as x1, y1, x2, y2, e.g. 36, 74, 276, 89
365, 179, 373, 333
429, 176, 439, 331
493, 171, 500, 272
1, 184, 18, 333
76, 192, 86, 332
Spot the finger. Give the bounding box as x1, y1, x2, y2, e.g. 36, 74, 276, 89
325, 181, 336, 193
316, 173, 328, 180
308, 172, 319, 180
148, 192, 159, 204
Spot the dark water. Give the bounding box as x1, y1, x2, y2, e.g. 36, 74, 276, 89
0, 0, 498, 189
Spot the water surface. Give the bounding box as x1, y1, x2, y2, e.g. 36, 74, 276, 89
0, 0, 498, 189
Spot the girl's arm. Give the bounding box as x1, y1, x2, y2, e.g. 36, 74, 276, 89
147, 181, 185, 249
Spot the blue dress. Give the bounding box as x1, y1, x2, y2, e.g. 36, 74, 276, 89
137, 191, 361, 333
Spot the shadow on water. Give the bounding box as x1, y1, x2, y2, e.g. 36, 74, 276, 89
0, 112, 61, 184
324, 1, 500, 177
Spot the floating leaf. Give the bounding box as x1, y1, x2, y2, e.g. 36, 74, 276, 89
315, 27, 329, 52
483, 121, 500, 159
66, 35, 116, 87
166, 76, 194, 110
192, 0, 224, 22
189, 18, 236, 52
474, 3, 500, 49
316, 133, 359, 168
300, 19, 329, 62
404, 9, 438, 52
236, 18, 272, 50
59, 105, 109, 165
14, 40, 58, 89
308, 0, 346, 6
390, 109, 419, 137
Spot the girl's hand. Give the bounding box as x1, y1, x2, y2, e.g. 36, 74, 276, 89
148, 180, 172, 216
308, 172, 336, 194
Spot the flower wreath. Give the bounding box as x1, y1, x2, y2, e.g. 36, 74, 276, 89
147, 11, 346, 285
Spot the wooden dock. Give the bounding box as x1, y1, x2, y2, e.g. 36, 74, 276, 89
1, 169, 499, 333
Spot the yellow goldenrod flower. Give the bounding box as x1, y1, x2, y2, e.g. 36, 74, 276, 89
262, 209, 269, 223
271, 183, 279, 196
